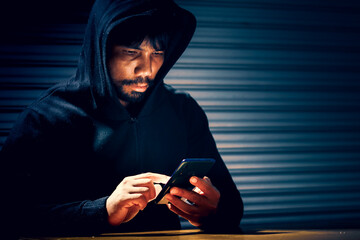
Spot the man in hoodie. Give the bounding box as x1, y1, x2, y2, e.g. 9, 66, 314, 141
2, 0, 243, 237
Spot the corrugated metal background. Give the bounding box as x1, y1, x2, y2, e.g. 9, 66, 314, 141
1, 0, 360, 230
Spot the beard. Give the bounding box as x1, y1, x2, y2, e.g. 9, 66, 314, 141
113, 77, 155, 104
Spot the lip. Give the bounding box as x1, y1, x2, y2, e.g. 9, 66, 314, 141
132, 83, 148, 92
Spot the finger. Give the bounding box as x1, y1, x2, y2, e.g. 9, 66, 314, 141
146, 180, 156, 202
132, 180, 156, 202
127, 193, 148, 210
134, 172, 170, 183
131, 176, 158, 202
130, 178, 152, 186
190, 176, 219, 198
167, 202, 200, 226
192, 186, 204, 195
152, 183, 163, 200
128, 186, 149, 193
169, 187, 206, 206
192, 176, 210, 194
203, 176, 211, 183
166, 193, 200, 216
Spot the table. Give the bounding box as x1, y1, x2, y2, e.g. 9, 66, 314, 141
19, 229, 360, 240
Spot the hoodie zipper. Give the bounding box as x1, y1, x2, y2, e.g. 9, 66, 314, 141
130, 117, 142, 171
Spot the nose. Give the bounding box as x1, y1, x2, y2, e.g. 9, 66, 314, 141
134, 55, 152, 78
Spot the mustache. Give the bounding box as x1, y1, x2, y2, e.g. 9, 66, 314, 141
121, 77, 152, 86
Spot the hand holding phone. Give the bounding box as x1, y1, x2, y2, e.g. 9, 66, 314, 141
153, 158, 215, 204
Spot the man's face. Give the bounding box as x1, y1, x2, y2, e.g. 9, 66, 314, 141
108, 37, 165, 105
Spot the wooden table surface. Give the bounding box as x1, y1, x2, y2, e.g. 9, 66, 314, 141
19, 229, 360, 240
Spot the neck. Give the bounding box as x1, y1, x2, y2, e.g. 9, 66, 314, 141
119, 99, 144, 118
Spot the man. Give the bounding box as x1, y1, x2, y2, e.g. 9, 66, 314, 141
2, 0, 243, 237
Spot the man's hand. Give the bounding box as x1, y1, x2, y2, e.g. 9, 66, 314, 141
106, 172, 169, 226
165, 176, 220, 227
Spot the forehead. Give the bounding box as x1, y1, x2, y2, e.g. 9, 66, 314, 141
127, 37, 159, 50
119, 37, 163, 51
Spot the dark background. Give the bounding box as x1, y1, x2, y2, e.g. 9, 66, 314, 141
1, 0, 360, 230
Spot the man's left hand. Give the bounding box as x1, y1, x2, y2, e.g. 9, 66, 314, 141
165, 176, 220, 227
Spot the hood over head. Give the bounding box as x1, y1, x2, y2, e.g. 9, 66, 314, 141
72, 0, 196, 116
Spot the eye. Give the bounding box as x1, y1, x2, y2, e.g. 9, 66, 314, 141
153, 51, 164, 57
123, 50, 138, 55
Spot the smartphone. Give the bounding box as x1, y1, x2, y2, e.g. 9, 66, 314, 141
153, 158, 215, 204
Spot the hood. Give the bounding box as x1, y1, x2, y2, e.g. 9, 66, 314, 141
72, 0, 196, 118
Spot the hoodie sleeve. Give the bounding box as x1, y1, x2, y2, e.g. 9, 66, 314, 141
1, 108, 110, 237
184, 96, 244, 231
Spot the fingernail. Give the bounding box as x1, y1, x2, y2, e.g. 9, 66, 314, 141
190, 177, 197, 183
170, 188, 178, 194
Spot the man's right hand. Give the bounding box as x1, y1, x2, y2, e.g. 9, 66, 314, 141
106, 172, 169, 226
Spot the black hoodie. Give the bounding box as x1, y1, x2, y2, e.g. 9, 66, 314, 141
2, 0, 243, 237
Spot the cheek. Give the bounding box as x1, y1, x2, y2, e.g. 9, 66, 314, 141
108, 59, 133, 79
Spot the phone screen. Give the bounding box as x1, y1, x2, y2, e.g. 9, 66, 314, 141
153, 158, 215, 204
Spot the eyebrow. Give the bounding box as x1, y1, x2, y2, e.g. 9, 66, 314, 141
123, 46, 141, 50
120, 39, 165, 51
121, 46, 165, 52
